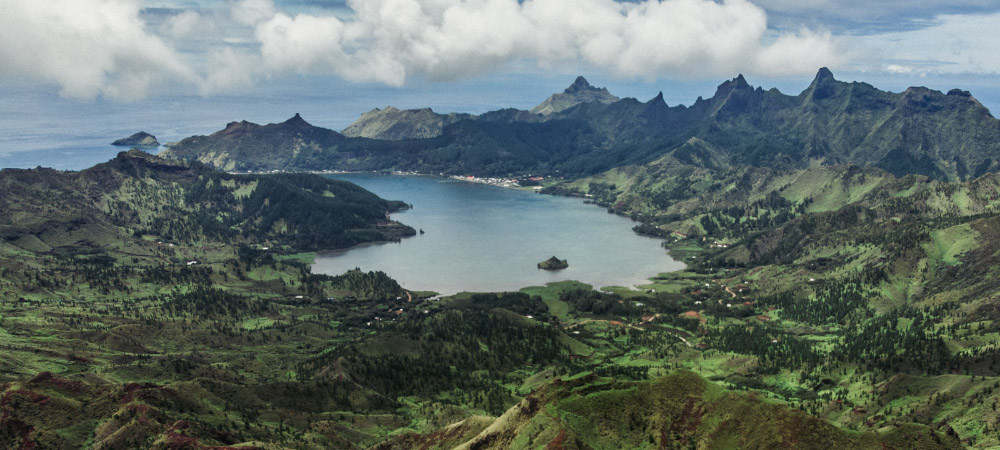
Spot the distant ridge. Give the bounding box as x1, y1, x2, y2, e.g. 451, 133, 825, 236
530, 76, 620, 115
163, 113, 344, 172
341, 107, 472, 140
163, 69, 1000, 181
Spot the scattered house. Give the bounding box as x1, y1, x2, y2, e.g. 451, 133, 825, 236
423, 310, 429, 314
809, 278, 816, 282
294, 295, 304, 299
525, 315, 534, 319
757, 315, 771, 322
742, 301, 753, 306
641, 315, 656, 323
186, 260, 198, 266
684, 311, 700, 319
573, 331, 580, 335
694, 301, 703, 305
726, 303, 732, 308
261, 247, 269, 250
672, 231, 688, 238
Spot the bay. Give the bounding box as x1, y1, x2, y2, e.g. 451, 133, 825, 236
312, 173, 685, 295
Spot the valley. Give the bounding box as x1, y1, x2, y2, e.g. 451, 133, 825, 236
4, 70, 1000, 449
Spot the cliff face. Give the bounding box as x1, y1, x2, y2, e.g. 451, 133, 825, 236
341, 107, 472, 140
530, 76, 621, 115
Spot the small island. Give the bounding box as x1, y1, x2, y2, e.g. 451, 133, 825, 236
112, 131, 160, 147
538, 256, 568, 270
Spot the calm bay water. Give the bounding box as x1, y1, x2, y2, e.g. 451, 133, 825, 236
313, 174, 684, 295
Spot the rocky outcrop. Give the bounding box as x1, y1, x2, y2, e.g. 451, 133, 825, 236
538, 256, 568, 270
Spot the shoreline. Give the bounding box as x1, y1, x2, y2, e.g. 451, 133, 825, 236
230, 168, 552, 192
309, 173, 686, 297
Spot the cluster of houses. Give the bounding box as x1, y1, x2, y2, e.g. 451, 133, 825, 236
452, 174, 545, 189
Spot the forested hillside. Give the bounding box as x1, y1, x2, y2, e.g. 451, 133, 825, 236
8, 69, 1000, 448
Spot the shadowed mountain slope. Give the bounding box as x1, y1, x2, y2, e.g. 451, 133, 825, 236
163, 69, 1000, 181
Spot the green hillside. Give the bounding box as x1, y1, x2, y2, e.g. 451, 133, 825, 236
380, 371, 960, 449
9, 70, 1000, 448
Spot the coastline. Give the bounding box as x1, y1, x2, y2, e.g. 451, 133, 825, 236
229, 167, 553, 192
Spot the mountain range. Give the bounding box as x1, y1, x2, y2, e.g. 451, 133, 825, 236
162, 69, 1000, 181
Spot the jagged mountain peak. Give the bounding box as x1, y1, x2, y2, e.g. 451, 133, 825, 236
805, 67, 844, 100
814, 67, 835, 83
283, 113, 309, 126
713, 74, 752, 98
566, 76, 592, 93
531, 76, 620, 115
164, 68, 1000, 182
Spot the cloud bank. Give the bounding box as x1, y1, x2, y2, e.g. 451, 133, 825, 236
6, 0, 993, 100
253, 0, 843, 85
0, 0, 196, 100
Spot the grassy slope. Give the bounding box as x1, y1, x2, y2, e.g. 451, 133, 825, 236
0, 152, 420, 448
380, 371, 959, 449
540, 161, 1000, 447
4, 150, 999, 448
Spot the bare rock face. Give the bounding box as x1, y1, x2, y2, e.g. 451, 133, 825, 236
342, 107, 472, 140
530, 76, 620, 115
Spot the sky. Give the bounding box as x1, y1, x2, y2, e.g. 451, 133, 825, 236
0, 0, 999, 137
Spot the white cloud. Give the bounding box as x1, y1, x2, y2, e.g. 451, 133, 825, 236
251, 0, 846, 85
0, 0, 197, 100
753, 28, 840, 76
856, 12, 1000, 75
20, 0, 974, 100
161, 10, 205, 38
231, 0, 277, 26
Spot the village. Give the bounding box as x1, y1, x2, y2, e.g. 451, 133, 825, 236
451, 174, 547, 190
